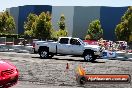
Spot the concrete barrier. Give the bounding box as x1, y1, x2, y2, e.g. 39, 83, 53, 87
0, 45, 15, 52
116, 51, 127, 60
13, 45, 33, 53
125, 53, 132, 59
0, 45, 33, 53
0, 52, 37, 58
102, 50, 131, 60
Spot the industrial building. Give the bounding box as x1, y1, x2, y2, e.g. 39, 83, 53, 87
7, 5, 128, 40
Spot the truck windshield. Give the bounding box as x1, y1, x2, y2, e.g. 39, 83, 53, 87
78, 39, 86, 45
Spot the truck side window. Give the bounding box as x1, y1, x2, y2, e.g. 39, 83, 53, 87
70, 39, 81, 45
59, 38, 69, 44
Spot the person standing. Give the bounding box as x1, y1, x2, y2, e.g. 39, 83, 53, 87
109, 41, 113, 50
123, 41, 127, 50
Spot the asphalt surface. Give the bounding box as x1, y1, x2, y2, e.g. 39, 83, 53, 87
0, 52, 132, 88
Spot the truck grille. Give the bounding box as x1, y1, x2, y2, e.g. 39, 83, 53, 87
1, 69, 14, 76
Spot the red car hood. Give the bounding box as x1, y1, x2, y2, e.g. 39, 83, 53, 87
0, 60, 15, 71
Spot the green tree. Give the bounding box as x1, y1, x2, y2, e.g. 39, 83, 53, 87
50, 29, 57, 40
115, 6, 132, 42
0, 11, 15, 33
85, 34, 91, 40
58, 14, 65, 30
56, 30, 68, 37
34, 12, 52, 39
55, 14, 68, 39
24, 12, 52, 39
86, 19, 103, 40
0, 13, 3, 31
24, 13, 37, 37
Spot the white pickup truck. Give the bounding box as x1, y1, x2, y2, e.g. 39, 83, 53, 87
37, 37, 102, 62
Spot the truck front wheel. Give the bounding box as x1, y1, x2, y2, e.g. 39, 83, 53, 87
39, 49, 49, 59
84, 51, 96, 62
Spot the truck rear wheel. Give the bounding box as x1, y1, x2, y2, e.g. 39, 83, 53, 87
84, 51, 96, 62
39, 49, 49, 59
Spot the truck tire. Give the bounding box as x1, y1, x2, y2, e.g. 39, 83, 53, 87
39, 49, 49, 59
84, 50, 96, 62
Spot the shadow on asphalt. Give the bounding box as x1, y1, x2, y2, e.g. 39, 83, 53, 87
31, 56, 105, 63
70, 55, 82, 57
109, 58, 131, 61
91, 61, 105, 63
32, 56, 85, 62
52, 58, 85, 62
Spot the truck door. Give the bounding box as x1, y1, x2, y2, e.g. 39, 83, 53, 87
69, 38, 83, 55
57, 38, 71, 54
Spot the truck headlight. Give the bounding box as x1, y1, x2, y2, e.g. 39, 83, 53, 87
94, 51, 100, 55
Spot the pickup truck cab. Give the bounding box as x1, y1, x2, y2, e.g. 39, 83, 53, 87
38, 37, 102, 62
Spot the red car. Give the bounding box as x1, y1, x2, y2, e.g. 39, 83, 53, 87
0, 60, 19, 88
83, 40, 98, 45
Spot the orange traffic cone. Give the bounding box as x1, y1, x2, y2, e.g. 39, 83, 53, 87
66, 63, 69, 70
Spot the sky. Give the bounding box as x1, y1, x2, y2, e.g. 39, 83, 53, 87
0, 0, 132, 11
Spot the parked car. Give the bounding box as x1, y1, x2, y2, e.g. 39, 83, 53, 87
83, 40, 98, 45
37, 37, 102, 62
0, 60, 19, 88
